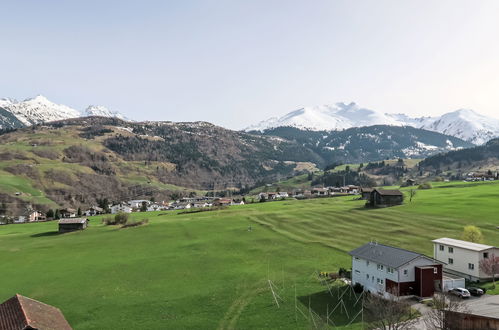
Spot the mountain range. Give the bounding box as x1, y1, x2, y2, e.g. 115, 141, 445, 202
246, 102, 499, 145
0, 95, 129, 129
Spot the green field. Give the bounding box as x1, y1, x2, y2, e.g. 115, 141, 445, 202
1, 181, 498, 329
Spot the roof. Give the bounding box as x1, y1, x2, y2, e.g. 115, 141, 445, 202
58, 218, 88, 224
374, 189, 403, 196
349, 242, 435, 268
0, 294, 72, 330
361, 188, 373, 192
432, 237, 495, 251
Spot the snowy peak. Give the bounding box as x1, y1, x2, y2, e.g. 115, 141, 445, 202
0, 95, 131, 129
246, 103, 499, 145
85, 105, 129, 121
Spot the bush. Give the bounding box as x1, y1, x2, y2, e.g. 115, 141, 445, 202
121, 218, 149, 228
418, 182, 433, 190
102, 212, 129, 225
353, 282, 364, 293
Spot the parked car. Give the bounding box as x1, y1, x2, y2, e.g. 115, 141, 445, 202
449, 287, 471, 299
467, 287, 484, 296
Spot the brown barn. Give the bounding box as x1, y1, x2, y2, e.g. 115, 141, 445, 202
58, 218, 88, 233
367, 189, 403, 207
0, 294, 72, 330
360, 188, 373, 200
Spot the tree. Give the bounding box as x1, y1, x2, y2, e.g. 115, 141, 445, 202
77, 207, 82, 217
140, 201, 148, 212
0, 202, 7, 215
46, 209, 54, 219
479, 254, 499, 288
54, 209, 60, 220
423, 293, 468, 329
364, 292, 417, 329
461, 225, 484, 243
409, 189, 417, 202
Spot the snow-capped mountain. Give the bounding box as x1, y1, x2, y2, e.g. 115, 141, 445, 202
246, 102, 499, 145
0, 95, 130, 129
85, 105, 129, 121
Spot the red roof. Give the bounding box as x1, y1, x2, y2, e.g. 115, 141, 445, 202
0, 294, 72, 330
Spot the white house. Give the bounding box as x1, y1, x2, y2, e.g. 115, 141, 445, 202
432, 237, 498, 281
84, 206, 104, 216
350, 242, 443, 298
110, 203, 132, 214
128, 200, 151, 209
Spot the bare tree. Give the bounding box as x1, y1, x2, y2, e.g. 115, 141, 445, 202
423, 293, 468, 330
479, 253, 499, 288
408, 189, 417, 202
364, 292, 418, 329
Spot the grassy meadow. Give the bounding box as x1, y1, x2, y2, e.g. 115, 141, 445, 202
1, 180, 499, 329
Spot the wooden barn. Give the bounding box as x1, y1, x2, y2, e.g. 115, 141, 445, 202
0, 294, 72, 330
58, 218, 89, 233
360, 188, 373, 200
367, 189, 403, 207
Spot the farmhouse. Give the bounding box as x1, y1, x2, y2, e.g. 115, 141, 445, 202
311, 187, 329, 196
59, 208, 77, 218
367, 189, 403, 207
349, 242, 443, 298
0, 294, 72, 330
432, 237, 499, 281
58, 218, 89, 233
16, 209, 45, 223
128, 199, 151, 208
84, 206, 103, 216
111, 203, 132, 214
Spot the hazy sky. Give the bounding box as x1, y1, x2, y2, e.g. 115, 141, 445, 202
2, 0, 499, 128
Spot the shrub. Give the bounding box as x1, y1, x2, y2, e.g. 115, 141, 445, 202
121, 218, 149, 228
353, 283, 364, 293
101, 216, 114, 225
114, 212, 129, 225
418, 182, 433, 190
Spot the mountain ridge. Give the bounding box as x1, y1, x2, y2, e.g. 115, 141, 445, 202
246, 102, 499, 145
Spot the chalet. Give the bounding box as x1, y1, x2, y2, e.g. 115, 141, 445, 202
360, 188, 373, 200
432, 237, 499, 281
311, 188, 329, 196
59, 208, 77, 218
84, 206, 104, 216
350, 242, 443, 298
367, 189, 403, 207
405, 179, 417, 186
16, 210, 45, 223
0, 294, 72, 330
267, 192, 278, 200
276, 192, 289, 198
213, 198, 232, 207
58, 218, 89, 233
110, 203, 132, 214
128, 199, 151, 209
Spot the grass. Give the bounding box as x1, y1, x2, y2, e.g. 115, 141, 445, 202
1, 180, 499, 329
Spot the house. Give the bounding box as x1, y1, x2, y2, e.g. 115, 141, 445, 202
59, 208, 77, 218
405, 179, 417, 186
58, 218, 89, 233
349, 242, 443, 298
360, 188, 373, 200
84, 206, 104, 216
110, 203, 132, 214
16, 210, 45, 223
432, 237, 499, 281
444, 295, 499, 329
276, 192, 289, 198
213, 198, 232, 207
0, 294, 72, 330
127, 199, 151, 209
311, 188, 329, 196
267, 192, 278, 200
146, 203, 163, 212
367, 189, 403, 207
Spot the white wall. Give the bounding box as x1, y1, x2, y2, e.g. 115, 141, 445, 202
433, 243, 498, 280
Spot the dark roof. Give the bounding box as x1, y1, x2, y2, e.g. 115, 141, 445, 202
0, 294, 72, 330
58, 218, 88, 224
374, 189, 403, 196
361, 188, 373, 193
349, 242, 432, 268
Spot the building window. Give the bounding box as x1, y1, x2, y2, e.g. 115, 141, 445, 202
355, 270, 360, 274
484, 252, 489, 259
387, 267, 394, 274
355, 257, 360, 260
403, 269, 408, 275
380, 279, 384, 284
377, 278, 380, 284
433, 267, 438, 274
468, 263, 474, 270
439, 245, 444, 251
448, 247, 454, 253
448, 258, 454, 264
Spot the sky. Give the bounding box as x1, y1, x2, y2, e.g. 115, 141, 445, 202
1, 0, 499, 129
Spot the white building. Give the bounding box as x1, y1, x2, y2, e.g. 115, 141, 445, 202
350, 242, 443, 298
128, 200, 151, 209
110, 203, 132, 214
432, 237, 498, 281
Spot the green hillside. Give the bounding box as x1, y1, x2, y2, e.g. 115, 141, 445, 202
1, 180, 498, 329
